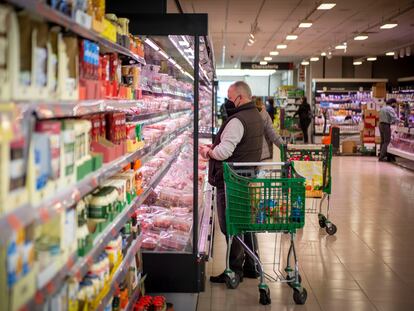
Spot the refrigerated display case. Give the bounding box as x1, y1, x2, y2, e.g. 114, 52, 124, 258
388, 77, 414, 162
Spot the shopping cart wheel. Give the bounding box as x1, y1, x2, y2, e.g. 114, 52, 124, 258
325, 223, 337, 235
293, 288, 307, 305
318, 215, 327, 228
225, 274, 240, 289
259, 288, 271, 305
286, 274, 302, 287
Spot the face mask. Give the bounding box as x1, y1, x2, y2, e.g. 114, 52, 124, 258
224, 95, 241, 117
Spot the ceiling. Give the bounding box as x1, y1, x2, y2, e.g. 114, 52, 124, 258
167, 0, 414, 68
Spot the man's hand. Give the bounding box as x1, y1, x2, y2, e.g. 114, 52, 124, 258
199, 145, 212, 159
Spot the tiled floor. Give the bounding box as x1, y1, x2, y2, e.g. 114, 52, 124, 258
197, 156, 414, 311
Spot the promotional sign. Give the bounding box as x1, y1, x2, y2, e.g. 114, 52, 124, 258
293, 161, 324, 198
240, 62, 294, 70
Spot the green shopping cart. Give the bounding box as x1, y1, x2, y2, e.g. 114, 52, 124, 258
222, 162, 307, 305
281, 144, 337, 235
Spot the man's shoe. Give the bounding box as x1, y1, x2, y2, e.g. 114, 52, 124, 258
209, 272, 226, 283
210, 272, 244, 283
243, 269, 260, 279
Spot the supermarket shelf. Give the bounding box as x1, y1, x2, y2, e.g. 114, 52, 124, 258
5, 0, 145, 65
127, 108, 191, 124
11, 100, 191, 120
19, 253, 77, 311
96, 235, 144, 311
315, 132, 360, 136
142, 90, 193, 102
316, 100, 352, 103
125, 288, 140, 311
0, 125, 190, 244
70, 144, 182, 281
388, 147, 414, 161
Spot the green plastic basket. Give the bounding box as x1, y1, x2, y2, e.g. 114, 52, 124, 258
284, 117, 299, 132
223, 163, 306, 236
280, 145, 332, 195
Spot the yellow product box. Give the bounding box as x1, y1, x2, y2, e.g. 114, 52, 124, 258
102, 18, 117, 42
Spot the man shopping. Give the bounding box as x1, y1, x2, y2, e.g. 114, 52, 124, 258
379, 98, 399, 162
200, 81, 264, 283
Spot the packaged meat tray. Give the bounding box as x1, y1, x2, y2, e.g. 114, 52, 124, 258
153, 215, 174, 230
141, 233, 159, 250
158, 231, 190, 251
171, 217, 192, 233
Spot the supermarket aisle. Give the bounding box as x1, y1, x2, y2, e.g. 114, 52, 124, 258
197, 157, 414, 311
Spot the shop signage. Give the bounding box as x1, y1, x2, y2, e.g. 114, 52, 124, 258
241, 62, 294, 70
299, 65, 306, 82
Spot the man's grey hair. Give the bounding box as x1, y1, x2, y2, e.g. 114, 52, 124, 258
231, 81, 252, 100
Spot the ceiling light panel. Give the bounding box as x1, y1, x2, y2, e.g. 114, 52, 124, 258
353, 61, 362, 65
317, 3, 336, 10
277, 44, 287, 49
264, 57, 272, 61
380, 23, 398, 29
260, 61, 268, 65
310, 57, 319, 61
301, 61, 310, 65
354, 35, 368, 40
367, 57, 377, 61
299, 21, 313, 28
321, 52, 327, 56
286, 35, 298, 40
386, 51, 395, 56
269, 51, 279, 56
335, 45, 346, 49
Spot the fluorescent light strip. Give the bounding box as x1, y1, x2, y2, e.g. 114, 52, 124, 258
260, 61, 268, 65
168, 58, 177, 65
380, 23, 398, 29
335, 44, 347, 49
353, 61, 362, 65
299, 22, 312, 28
386, 51, 395, 56
367, 57, 377, 61
286, 35, 298, 40
310, 57, 319, 61
277, 44, 287, 49
321, 52, 327, 56
317, 3, 336, 10
158, 50, 169, 59
354, 35, 368, 40
264, 56, 272, 61
301, 61, 310, 65
269, 51, 279, 56
145, 38, 160, 51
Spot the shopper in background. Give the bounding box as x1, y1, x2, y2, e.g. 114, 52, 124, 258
379, 98, 399, 162
200, 81, 264, 283
256, 97, 284, 160
266, 97, 275, 122
294, 96, 312, 143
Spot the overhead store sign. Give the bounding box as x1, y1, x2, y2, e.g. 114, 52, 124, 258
241, 62, 294, 70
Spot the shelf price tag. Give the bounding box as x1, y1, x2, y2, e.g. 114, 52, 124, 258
39, 207, 50, 223
46, 281, 55, 294
7, 214, 23, 231
35, 292, 44, 305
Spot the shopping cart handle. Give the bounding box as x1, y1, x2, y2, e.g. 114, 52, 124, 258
287, 144, 326, 150
229, 162, 286, 166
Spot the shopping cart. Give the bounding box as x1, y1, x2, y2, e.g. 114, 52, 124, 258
222, 162, 307, 305
281, 144, 337, 235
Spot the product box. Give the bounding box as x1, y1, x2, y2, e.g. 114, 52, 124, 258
342, 141, 357, 154
372, 82, 386, 98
